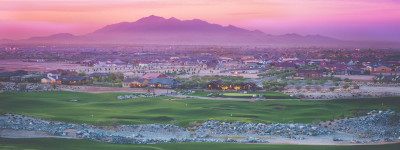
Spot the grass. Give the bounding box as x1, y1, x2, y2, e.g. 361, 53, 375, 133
1, 91, 400, 127
1, 138, 400, 150
189, 91, 294, 99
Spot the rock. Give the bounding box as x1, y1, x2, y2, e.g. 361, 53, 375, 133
333, 138, 343, 141
76, 130, 83, 135
371, 139, 381, 142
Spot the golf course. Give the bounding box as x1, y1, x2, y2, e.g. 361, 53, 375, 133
0, 91, 399, 127
1, 91, 400, 149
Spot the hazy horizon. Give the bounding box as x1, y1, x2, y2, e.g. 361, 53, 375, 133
0, 0, 399, 42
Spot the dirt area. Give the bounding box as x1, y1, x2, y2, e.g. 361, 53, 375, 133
60, 85, 175, 94
0, 59, 86, 72
332, 75, 375, 81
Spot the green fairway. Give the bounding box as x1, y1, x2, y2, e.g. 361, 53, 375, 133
1, 138, 400, 150
189, 91, 294, 99
0, 91, 400, 127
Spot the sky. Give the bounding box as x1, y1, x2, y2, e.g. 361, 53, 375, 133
0, 0, 399, 41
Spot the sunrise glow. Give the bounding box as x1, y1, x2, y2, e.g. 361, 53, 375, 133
0, 0, 399, 41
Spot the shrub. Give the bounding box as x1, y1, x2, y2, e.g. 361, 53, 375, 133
295, 85, 302, 91
170, 119, 178, 125
189, 121, 199, 127
312, 119, 321, 125
329, 86, 336, 91
111, 120, 119, 128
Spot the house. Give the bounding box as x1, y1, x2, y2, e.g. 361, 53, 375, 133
218, 57, 233, 63
197, 57, 216, 64
308, 59, 330, 66
208, 80, 224, 89
141, 73, 169, 80
347, 60, 356, 66
148, 78, 179, 88
122, 78, 149, 88
274, 62, 297, 70
204, 62, 218, 68
41, 73, 87, 84
12, 70, 28, 76
0, 70, 28, 81
57, 76, 87, 85
89, 73, 110, 80
41, 73, 60, 84
368, 63, 394, 74
0, 72, 15, 81
296, 70, 323, 79
347, 67, 365, 75
10, 74, 43, 82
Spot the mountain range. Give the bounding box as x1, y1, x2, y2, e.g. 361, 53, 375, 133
2, 15, 399, 48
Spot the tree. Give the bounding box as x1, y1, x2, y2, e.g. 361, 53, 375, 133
344, 78, 352, 82
198, 80, 208, 89
329, 86, 336, 91
109, 72, 117, 82
342, 83, 350, 90
118, 73, 124, 80
19, 84, 27, 92
320, 79, 327, 85
315, 86, 322, 91
262, 79, 287, 91
221, 81, 232, 90
233, 81, 244, 87
306, 79, 313, 85
77, 72, 86, 76
373, 78, 378, 83
305, 85, 311, 91
295, 85, 302, 91
180, 80, 197, 89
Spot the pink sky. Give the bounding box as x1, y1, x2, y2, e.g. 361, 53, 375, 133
0, 0, 399, 41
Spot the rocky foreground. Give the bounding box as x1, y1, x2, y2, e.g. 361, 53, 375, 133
0, 110, 399, 145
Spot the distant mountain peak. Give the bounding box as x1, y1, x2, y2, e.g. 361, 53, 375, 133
50, 33, 75, 37
136, 15, 166, 23
168, 17, 179, 21
283, 33, 301, 37
18, 15, 376, 47
29, 33, 75, 39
